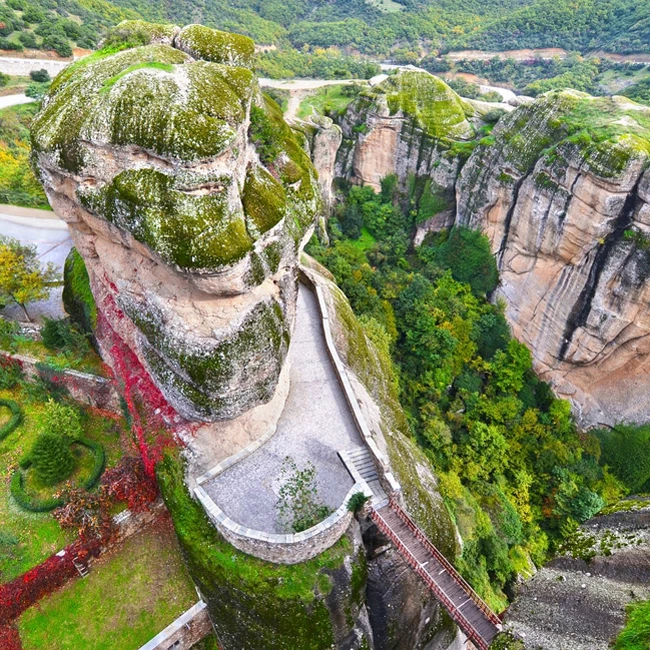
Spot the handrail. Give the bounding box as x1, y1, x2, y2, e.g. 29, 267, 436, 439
388, 498, 501, 627
370, 508, 492, 650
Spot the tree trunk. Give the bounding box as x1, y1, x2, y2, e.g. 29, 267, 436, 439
19, 302, 31, 322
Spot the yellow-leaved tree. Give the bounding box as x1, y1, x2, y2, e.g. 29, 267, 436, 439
0, 236, 57, 321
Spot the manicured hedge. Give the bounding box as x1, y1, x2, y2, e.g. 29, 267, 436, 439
78, 438, 106, 490
10, 471, 64, 513
0, 399, 21, 441
10, 438, 106, 512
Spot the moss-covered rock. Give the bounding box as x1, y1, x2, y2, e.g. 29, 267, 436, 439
62, 248, 97, 337
32, 21, 321, 421
175, 24, 255, 69
157, 452, 372, 650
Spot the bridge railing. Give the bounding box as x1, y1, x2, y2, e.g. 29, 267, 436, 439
388, 497, 502, 628
370, 507, 493, 650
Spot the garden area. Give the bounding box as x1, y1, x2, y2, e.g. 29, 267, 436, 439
0, 370, 126, 583
17, 521, 199, 650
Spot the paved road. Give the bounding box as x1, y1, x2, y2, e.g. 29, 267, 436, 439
0, 205, 71, 321
204, 285, 362, 533
0, 93, 36, 109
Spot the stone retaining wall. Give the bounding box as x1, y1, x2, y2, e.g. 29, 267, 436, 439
0, 57, 70, 76
195, 482, 368, 564
0, 351, 121, 414
138, 601, 212, 650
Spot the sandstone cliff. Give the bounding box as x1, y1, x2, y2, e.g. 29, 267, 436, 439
456, 90, 650, 427
335, 71, 482, 229
31, 23, 321, 421
501, 500, 650, 649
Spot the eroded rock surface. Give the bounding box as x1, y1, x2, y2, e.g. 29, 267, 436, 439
456, 90, 650, 426
32, 23, 321, 421
335, 71, 478, 225
503, 501, 650, 649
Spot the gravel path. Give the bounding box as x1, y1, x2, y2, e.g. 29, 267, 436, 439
203, 285, 361, 533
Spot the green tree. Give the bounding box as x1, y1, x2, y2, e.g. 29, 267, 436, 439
0, 237, 57, 321
29, 432, 76, 486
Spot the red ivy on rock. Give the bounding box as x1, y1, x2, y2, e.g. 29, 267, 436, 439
102, 456, 159, 512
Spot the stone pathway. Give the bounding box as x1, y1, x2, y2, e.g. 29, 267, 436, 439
203, 285, 362, 533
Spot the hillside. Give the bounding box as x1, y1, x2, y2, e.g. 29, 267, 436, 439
106, 0, 650, 55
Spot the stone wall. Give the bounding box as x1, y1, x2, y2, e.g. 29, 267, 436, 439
0, 351, 121, 413
0, 57, 70, 76
195, 482, 365, 564
138, 601, 212, 650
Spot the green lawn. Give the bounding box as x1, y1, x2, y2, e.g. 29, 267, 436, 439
18, 523, 198, 650
0, 384, 126, 582
349, 227, 377, 253
1, 335, 109, 377
297, 85, 357, 120
614, 600, 650, 650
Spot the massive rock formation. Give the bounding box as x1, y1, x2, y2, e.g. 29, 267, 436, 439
456, 90, 650, 426
336, 71, 481, 229
31, 23, 321, 421
502, 500, 650, 649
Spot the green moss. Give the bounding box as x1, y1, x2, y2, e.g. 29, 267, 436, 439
176, 24, 255, 68
378, 71, 474, 140
81, 168, 253, 271
62, 248, 97, 336
100, 62, 174, 93
243, 165, 287, 236
156, 451, 363, 649
31, 43, 257, 171
107, 19, 179, 46
126, 299, 289, 418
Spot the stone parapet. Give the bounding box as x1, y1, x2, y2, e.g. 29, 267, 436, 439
195, 482, 370, 564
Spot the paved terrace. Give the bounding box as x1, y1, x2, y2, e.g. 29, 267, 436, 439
202, 284, 363, 533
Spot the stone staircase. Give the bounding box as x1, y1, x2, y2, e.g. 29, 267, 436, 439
339, 447, 387, 504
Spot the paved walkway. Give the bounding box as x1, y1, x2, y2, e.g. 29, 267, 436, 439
203, 285, 362, 532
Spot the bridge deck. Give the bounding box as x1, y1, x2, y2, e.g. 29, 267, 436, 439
372, 502, 500, 650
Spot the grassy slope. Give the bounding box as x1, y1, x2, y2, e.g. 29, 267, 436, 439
18, 521, 198, 650
0, 384, 127, 582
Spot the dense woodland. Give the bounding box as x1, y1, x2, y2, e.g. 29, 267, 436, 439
0, 0, 649, 70
307, 175, 649, 608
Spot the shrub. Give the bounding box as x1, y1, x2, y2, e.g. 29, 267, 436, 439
62, 248, 97, 337
429, 227, 499, 296
29, 69, 50, 83
0, 358, 22, 389
597, 424, 650, 494
347, 491, 369, 513
249, 105, 281, 165
41, 317, 90, 355
0, 318, 19, 351
42, 398, 82, 441
0, 398, 21, 440
29, 432, 76, 486
277, 457, 332, 533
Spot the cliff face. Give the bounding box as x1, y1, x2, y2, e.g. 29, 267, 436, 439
502, 500, 650, 650
31, 24, 321, 421
456, 90, 650, 426
336, 71, 480, 228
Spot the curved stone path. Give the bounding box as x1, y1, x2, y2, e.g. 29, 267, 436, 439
202, 284, 362, 533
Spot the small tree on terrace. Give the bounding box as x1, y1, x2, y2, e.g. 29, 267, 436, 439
277, 456, 332, 533
0, 236, 57, 321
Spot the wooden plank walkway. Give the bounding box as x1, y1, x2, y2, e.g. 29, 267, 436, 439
371, 500, 501, 650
